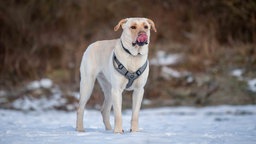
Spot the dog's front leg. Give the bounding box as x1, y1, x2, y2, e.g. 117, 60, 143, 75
111, 88, 123, 133
130, 88, 144, 132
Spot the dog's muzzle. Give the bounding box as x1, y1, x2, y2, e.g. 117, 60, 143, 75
132, 32, 148, 46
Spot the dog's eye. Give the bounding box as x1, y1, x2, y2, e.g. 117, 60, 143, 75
130, 26, 136, 29
144, 25, 148, 29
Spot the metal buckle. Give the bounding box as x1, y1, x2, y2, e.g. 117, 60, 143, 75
118, 64, 123, 69
136, 70, 141, 75
129, 74, 134, 79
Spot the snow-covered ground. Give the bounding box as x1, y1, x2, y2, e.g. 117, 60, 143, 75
230, 68, 256, 92
1, 105, 256, 144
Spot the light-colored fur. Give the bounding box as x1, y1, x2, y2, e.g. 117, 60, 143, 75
76, 17, 156, 133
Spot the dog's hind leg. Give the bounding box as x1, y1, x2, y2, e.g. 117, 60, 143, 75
76, 67, 96, 132
97, 73, 112, 130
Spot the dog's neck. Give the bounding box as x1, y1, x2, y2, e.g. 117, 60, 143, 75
120, 40, 133, 55
114, 38, 148, 72
119, 37, 149, 57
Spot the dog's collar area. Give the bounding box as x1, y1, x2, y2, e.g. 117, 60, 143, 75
121, 40, 144, 56
121, 40, 132, 55
113, 53, 148, 89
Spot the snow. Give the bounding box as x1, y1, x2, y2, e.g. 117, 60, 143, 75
230, 69, 244, 78
26, 81, 41, 90
248, 79, 256, 92
229, 68, 256, 93
12, 93, 66, 111
10, 80, 80, 111
150, 50, 193, 82
12, 87, 66, 111
1, 105, 256, 144
40, 79, 53, 89
150, 50, 182, 66
161, 66, 182, 78
26, 78, 53, 90
160, 66, 193, 83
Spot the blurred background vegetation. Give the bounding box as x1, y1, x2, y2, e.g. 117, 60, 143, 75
0, 0, 256, 110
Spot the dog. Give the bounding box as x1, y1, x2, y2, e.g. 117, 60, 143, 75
76, 17, 156, 133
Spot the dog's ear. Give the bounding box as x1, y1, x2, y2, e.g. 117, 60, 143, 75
147, 19, 157, 32
114, 18, 127, 31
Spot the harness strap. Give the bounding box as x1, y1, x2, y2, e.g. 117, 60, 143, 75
113, 53, 148, 89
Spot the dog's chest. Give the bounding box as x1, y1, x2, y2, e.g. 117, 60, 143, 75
125, 57, 145, 72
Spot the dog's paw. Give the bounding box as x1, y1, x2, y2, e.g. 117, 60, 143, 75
130, 128, 139, 133
114, 129, 124, 134
105, 125, 112, 130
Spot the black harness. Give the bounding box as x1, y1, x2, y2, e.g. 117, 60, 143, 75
113, 41, 148, 89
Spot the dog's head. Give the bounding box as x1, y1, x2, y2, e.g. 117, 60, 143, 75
114, 18, 157, 47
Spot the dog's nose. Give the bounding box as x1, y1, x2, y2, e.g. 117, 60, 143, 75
137, 32, 148, 43
138, 31, 146, 35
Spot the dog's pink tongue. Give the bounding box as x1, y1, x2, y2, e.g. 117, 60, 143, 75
137, 33, 148, 42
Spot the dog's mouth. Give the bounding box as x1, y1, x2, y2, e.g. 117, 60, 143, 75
132, 32, 148, 47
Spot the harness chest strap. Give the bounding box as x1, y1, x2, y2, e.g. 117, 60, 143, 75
113, 53, 148, 89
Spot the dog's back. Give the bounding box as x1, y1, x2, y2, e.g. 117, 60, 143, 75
80, 39, 118, 77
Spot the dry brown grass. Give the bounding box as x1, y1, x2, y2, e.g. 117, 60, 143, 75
0, 0, 255, 106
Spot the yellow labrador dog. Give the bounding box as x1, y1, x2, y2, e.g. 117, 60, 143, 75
76, 17, 156, 133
